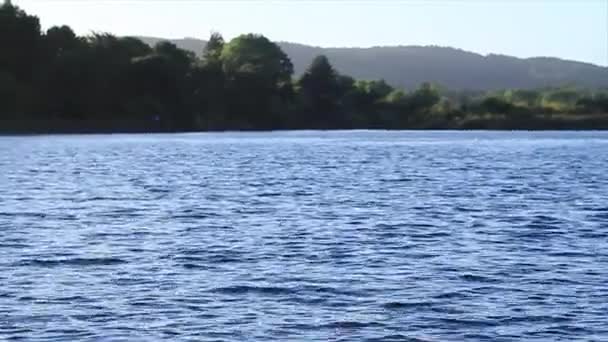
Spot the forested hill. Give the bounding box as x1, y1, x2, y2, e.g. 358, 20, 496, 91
139, 37, 608, 91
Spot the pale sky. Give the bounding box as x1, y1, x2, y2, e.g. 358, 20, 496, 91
12, 0, 608, 66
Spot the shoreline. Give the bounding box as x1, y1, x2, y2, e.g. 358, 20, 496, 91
2, 127, 608, 137
2, 115, 608, 135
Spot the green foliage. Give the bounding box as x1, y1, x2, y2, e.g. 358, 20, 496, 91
408, 83, 440, 112
478, 97, 515, 114
154, 41, 194, 69
509, 89, 540, 107
203, 32, 224, 65
218, 34, 294, 128
45, 26, 84, 59
221, 34, 293, 86
297, 55, 341, 126
0, 4, 42, 81
0, 71, 17, 118
577, 93, 608, 113
355, 80, 393, 100
300, 55, 338, 92
383, 89, 408, 105
0, 5, 606, 132
542, 88, 580, 110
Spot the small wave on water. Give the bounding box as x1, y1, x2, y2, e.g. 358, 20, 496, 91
211, 285, 294, 296
319, 320, 387, 329
382, 301, 435, 310
459, 274, 499, 283
17, 257, 127, 267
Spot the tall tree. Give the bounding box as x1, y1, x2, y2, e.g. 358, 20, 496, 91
409, 83, 440, 112
154, 41, 194, 71
298, 55, 342, 127
220, 34, 294, 128
203, 32, 224, 66
0, 4, 42, 81
44, 25, 83, 59
190, 33, 227, 129
221, 34, 292, 86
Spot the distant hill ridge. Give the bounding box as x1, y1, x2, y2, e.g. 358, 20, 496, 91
138, 36, 608, 91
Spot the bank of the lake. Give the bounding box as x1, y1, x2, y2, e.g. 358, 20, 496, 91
2, 113, 608, 134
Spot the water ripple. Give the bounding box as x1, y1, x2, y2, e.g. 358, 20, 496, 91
17, 258, 127, 267
1, 131, 608, 341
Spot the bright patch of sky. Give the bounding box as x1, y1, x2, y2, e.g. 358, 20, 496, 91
14, 0, 608, 66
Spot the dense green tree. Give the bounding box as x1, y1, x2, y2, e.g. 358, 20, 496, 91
355, 80, 393, 100
203, 32, 224, 66
383, 89, 408, 105
154, 41, 194, 70
478, 97, 515, 114
349, 80, 394, 112
44, 26, 84, 59
221, 34, 292, 85
297, 55, 342, 127
220, 34, 294, 128
408, 83, 440, 112
510, 89, 540, 107
43, 49, 93, 119
543, 88, 580, 109
0, 71, 17, 119
189, 33, 228, 129
0, 3, 42, 81
577, 94, 608, 113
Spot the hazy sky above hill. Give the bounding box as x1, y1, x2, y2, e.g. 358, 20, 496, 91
13, 0, 608, 66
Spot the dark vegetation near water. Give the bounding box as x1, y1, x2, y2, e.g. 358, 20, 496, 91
1, 4, 608, 133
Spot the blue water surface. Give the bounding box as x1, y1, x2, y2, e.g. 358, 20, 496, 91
1, 131, 607, 341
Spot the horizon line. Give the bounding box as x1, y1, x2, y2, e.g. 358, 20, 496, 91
133, 35, 607, 68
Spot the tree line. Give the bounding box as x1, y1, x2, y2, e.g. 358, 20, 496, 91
1, 3, 607, 132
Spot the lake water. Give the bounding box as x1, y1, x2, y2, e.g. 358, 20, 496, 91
1, 131, 608, 341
